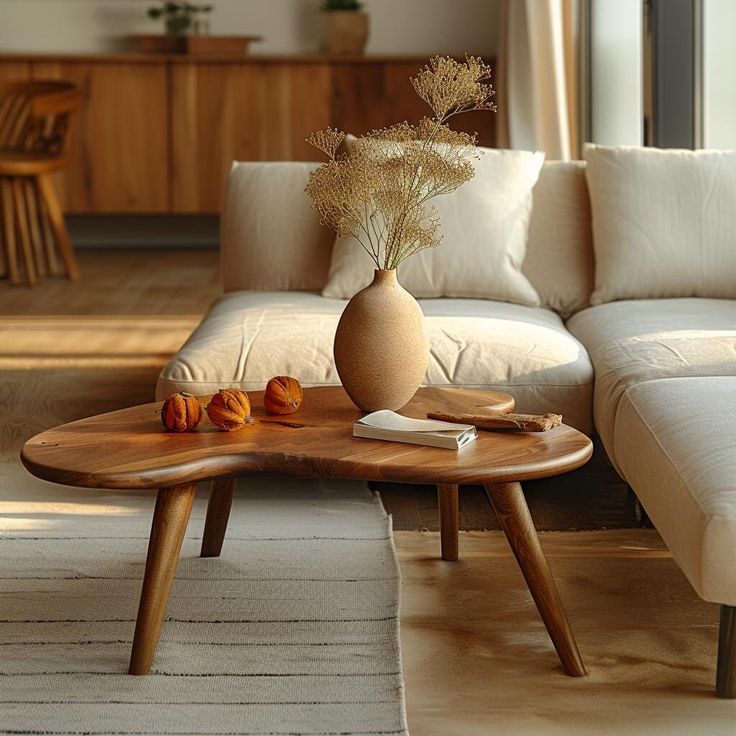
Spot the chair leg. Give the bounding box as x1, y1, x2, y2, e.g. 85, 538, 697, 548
37, 173, 79, 280
1, 178, 21, 285
0, 213, 4, 279
716, 605, 736, 698
12, 177, 35, 286
35, 178, 59, 276
0, 180, 8, 279
201, 478, 236, 558
24, 178, 46, 278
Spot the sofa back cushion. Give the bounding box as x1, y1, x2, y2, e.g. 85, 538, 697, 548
524, 161, 594, 318
321, 148, 545, 306
220, 160, 595, 316
584, 144, 736, 304
221, 162, 334, 293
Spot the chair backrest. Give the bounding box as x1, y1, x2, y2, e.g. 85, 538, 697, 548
0, 80, 81, 156
221, 160, 595, 317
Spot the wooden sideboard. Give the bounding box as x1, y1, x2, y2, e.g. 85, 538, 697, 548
0, 53, 496, 215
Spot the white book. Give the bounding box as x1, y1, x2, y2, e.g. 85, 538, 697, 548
353, 409, 478, 450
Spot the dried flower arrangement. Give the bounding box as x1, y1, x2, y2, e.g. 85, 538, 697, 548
305, 56, 496, 271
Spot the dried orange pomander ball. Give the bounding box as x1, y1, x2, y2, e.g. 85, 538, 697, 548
206, 388, 253, 431
161, 392, 202, 433
264, 376, 304, 415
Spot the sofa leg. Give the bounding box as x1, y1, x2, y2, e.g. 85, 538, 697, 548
716, 605, 736, 698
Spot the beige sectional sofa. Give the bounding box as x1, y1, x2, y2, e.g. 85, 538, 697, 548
157, 159, 736, 696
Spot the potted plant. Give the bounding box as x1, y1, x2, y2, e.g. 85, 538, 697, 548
305, 56, 496, 411
321, 0, 369, 55
148, 2, 214, 36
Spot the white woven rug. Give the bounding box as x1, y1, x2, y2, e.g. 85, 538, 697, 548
0, 476, 408, 736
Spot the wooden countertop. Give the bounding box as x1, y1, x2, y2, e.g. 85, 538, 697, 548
0, 52, 476, 65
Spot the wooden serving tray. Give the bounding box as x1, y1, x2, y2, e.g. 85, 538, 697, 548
127, 34, 262, 56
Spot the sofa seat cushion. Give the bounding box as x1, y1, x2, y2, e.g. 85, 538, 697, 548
614, 377, 736, 603
157, 291, 594, 433
567, 298, 736, 454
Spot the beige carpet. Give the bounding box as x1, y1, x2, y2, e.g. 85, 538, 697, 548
397, 530, 736, 735
0, 475, 408, 736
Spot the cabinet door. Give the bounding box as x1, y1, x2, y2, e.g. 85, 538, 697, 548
0, 62, 31, 82
331, 62, 427, 135
170, 62, 331, 213
30, 61, 169, 213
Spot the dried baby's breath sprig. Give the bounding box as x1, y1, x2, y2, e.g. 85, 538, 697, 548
305, 55, 496, 270
412, 54, 496, 120
305, 127, 345, 160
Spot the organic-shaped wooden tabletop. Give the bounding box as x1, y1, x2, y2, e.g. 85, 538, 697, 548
21, 386, 592, 490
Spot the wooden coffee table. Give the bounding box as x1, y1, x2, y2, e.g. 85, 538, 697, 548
21, 386, 592, 677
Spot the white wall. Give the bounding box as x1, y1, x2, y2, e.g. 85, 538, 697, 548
589, 0, 643, 145
702, 0, 736, 149
0, 0, 499, 56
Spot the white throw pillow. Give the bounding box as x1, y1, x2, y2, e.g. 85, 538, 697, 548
524, 161, 594, 318
221, 162, 334, 293
321, 148, 545, 305
584, 144, 736, 304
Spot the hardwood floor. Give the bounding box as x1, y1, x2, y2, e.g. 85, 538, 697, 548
0, 247, 220, 316
396, 530, 726, 736
1, 247, 640, 530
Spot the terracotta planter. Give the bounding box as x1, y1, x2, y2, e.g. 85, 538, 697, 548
334, 269, 429, 411
323, 11, 369, 55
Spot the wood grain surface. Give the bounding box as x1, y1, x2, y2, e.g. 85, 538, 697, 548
200, 477, 236, 558
128, 483, 197, 675
428, 411, 563, 432
485, 482, 587, 677
170, 61, 332, 212
0, 54, 495, 214
21, 387, 592, 490
437, 483, 459, 561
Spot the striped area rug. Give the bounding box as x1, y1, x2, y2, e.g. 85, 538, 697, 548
0, 477, 408, 736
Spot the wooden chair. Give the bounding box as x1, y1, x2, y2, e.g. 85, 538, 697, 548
0, 80, 82, 286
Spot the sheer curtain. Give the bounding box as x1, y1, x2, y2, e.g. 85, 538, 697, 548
496, 0, 582, 160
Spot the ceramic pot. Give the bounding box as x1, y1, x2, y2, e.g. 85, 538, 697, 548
334, 269, 429, 411
323, 11, 370, 55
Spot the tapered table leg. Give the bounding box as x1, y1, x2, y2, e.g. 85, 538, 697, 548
129, 484, 196, 676
437, 484, 459, 561
201, 478, 236, 558
485, 481, 586, 677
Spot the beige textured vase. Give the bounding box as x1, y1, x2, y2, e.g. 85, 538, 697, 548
334, 269, 429, 412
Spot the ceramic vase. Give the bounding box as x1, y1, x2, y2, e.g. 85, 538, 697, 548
334, 269, 429, 412
323, 11, 370, 55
